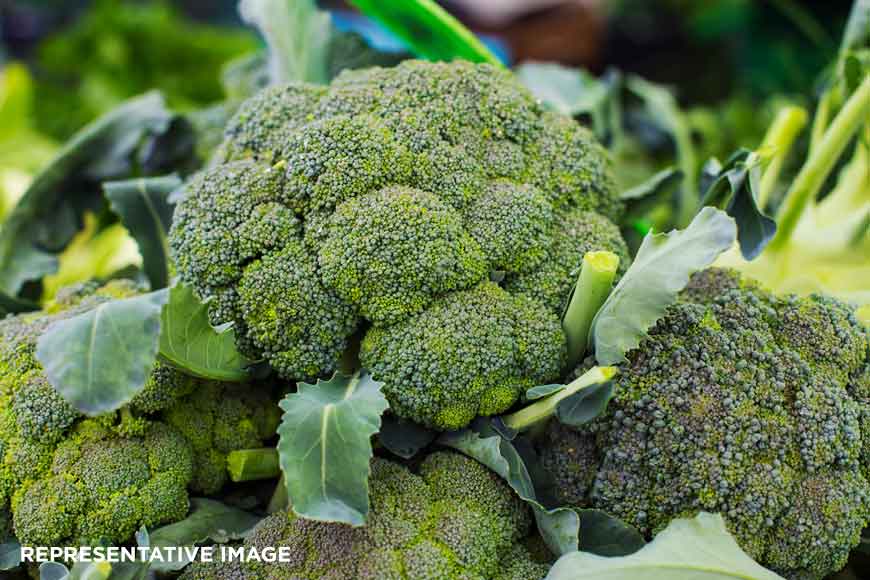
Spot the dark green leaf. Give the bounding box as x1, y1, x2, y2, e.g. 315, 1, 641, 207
327, 31, 407, 80
555, 381, 614, 428
159, 283, 252, 382
148, 498, 262, 572
277, 371, 389, 526
621, 167, 684, 201
439, 421, 580, 556
36, 289, 169, 415
0, 540, 21, 570
379, 415, 437, 459
0, 92, 172, 311
104, 175, 180, 290
347, 0, 501, 65
525, 383, 566, 401
578, 509, 646, 557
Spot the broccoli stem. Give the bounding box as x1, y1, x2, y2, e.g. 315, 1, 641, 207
770, 75, 870, 251
757, 105, 808, 209
809, 91, 833, 152
267, 475, 290, 513
561, 251, 619, 371
500, 366, 618, 433
227, 448, 280, 482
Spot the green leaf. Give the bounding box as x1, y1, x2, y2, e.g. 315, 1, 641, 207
39, 562, 70, 580
159, 283, 252, 382
347, 0, 501, 65
840, 0, 870, 57
525, 384, 566, 401
555, 381, 614, 428
0, 540, 21, 570
378, 415, 437, 459
700, 150, 776, 260
591, 207, 736, 365
148, 498, 261, 572
104, 175, 180, 290
439, 422, 580, 556
515, 63, 608, 117
0, 92, 172, 311
277, 371, 389, 526
621, 167, 684, 201
546, 512, 785, 579
577, 509, 645, 557
239, 0, 333, 84
35, 289, 169, 415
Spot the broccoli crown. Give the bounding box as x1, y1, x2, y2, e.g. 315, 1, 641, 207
209, 451, 541, 580
361, 282, 566, 429
163, 381, 280, 495
170, 60, 625, 427
11, 419, 193, 547
537, 268, 870, 580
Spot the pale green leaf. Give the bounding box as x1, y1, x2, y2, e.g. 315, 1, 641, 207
277, 371, 389, 526
591, 207, 736, 365
0, 540, 21, 570
515, 62, 608, 117
159, 283, 252, 382
546, 512, 785, 579
36, 289, 168, 415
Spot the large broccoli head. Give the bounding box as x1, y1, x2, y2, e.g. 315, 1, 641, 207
170, 60, 628, 429
536, 268, 870, 580
181, 451, 548, 580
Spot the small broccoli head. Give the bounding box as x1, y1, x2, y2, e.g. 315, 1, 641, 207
170, 60, 624, 393
11, 420, 193, 547
164, 381, 279, 495
238, 451, 536, 580
361, 282, 566, 430
540, 269, 870, 580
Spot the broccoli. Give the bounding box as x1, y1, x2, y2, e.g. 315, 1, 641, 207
181, 451, 549, 580
535, 268, 870, 580
170, 59, 626, 428
0, 281, 280, 547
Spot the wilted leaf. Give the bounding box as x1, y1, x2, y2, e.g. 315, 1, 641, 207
546, 512, 785, 579
591, 207, 736, 365
159, 283, 252, 382
148, 498, 262, 572
36, 289, 168, 415
277, 371, 389, 526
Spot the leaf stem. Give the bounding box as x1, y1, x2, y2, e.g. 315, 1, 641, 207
501, 366, 618, 433
770, 75, 870, 251
757, 106, 808, 208
562, 252, 619, 371
227, 448, 280, 482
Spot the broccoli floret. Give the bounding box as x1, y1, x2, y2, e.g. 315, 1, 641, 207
164, 381, 279, 494
11, 419, 193, 547
537, 269, 870, 580
361, 282, 566, 430
202, 451, 540, 580
170, 59, 625, 428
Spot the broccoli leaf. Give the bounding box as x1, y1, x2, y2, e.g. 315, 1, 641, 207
546, 512, 785, 579
36, 289, 168, 415
555, 381, 615, 428
439, 422, 580, 556
159, 283, 252, 382
621, 167, 684, 201
39, 562, 71, 580
378, 415, 438, 459
577, 509, 645, 557
516, 62, 609, 117
0, 540, 21, 570
239, 0, 333, 84
591, 207, 736, 365
277, 371, 389, 526
700, 150, 777, 260
148, 498, 262, 572
0, 92, 173, 313
104, 175, 180, 291
524, 384, 566, 401
347, 0, 501, 65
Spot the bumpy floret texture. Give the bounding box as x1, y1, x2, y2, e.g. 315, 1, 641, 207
170, 60, 626, 427
361, 282, 566, 429
180, 452, 543, 580
11, 419, 193, 547
537, 269, 870, 580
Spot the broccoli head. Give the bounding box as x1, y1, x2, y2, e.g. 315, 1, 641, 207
536, 268, 870, 580
181, 451, 544, 580
170, 60, 626, 428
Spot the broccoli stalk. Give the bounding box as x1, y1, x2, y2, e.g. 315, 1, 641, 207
227, 447, 280, 482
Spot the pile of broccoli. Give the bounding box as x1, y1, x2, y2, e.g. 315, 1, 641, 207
538, 269, 870, 579
0, 281, 278, 549
170, 59, 629, 430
